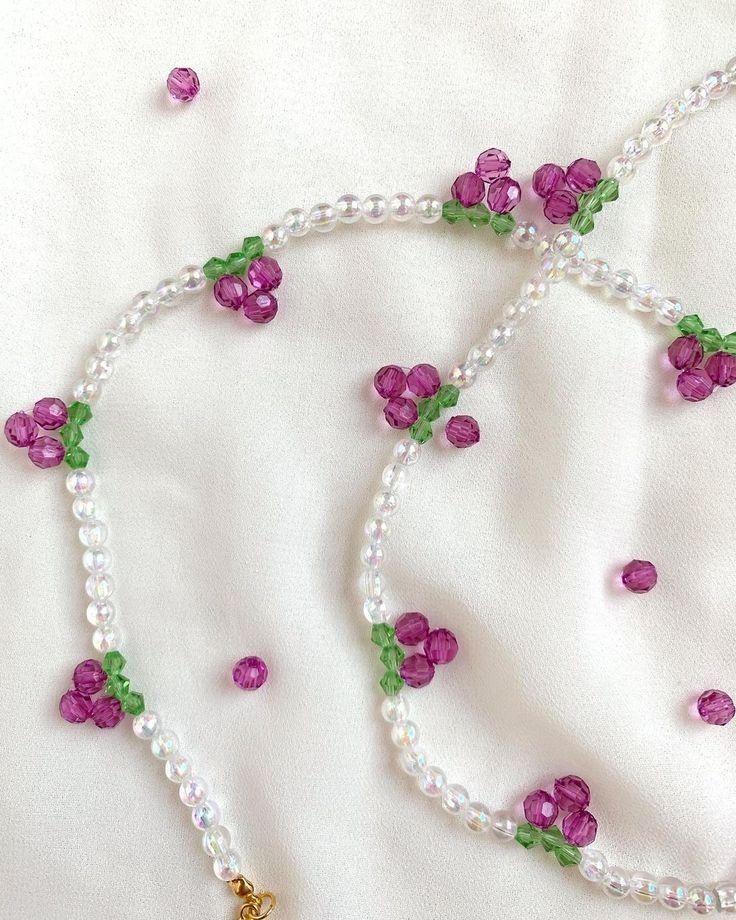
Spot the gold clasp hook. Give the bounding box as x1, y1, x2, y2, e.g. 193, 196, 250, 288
228, 876, 276, 920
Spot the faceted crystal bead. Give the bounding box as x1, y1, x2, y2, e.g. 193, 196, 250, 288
122, 692, 145, 716
33, 397, 68, 430
700, 327, 724, 352
213, 274, 248, 310
133, 714, 159, 744
242, 237, 265, 260
705, 352, 736, 387
523, 789, 558, 828
436, 384, 460, 408
658, 877, 688, 910
569, 210, 594, 235
102, 650, 126, 675
393, 439, 420, 465
59, 689, 91, 723
247, 257, 282, 291
374, 365, 407, 399
28, 436, 65, 469
442, 199, 465, 224
67, 402, 92, 427
232, 656, 268, 690
379, 670, 404, 695
445, 415, 480, 448
91, 696, 124, 728
697, 689, 735, 725
423, 628, 458, 664
243, 292, 278, 324
407, 364, 440, 398
224, 252, 248, 275
621, 559, 657, 593
688, 887, 717, 914
379, 645, 404, 670
486, 177, 521, 213
418, 766, 446, 797
4, 412, 38, 447
579, 848, 608, 883
555, 845, 582, 867
384, 398, 418, 430
532, 163, 566, 198
553, 774, 590, 811
417, 398, 440, 422
630, 873, 659, 904
370, 624, 395, 647
73, 659, 107, 695
668, 335, 703, 371
723, 333, 736, 356
566, 158, 601, 193
381, 693, 408, 723
180, 776, 209, 807
442, 783, 469, 815
515, 823, 541, 849
151, 730, 179, 759
677, 368, 714, 402
203, 826, 231, 859
544, 190, 578, 224
105, 674, 130, 700
65, 447, 90, 469
464, 801, 492, 831
409, 419, 433, 445
450, 172, 485, 207
490, 212, 515, 235
203, 257, 227, 280
715, 882, 736, 913
166, 67, 200, 101
491, 812, 517, 841
678, 314, 704, 335
577, 191, 602, 214
399, 653, 435, 688
561, 810, 597, 846
609, 269, 637, 298
539, 825, 564, 852
602, 868, 630, 899
465, 203, 491, 227
394, 611, 429, 646
475, 147, 510, 181
59, 424, 82, 448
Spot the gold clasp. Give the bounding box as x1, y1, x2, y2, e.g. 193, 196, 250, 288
228, 876, 276, 920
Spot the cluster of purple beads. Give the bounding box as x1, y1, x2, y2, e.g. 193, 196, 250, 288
393, 611, 458, 689
451, 147, 520, 214
668, 336, 736, 402
4, 397, 67, 468
213, 256, 282, 324
59, 659, 125, 729
531, 159, 602, 224
523, 775, 598, 847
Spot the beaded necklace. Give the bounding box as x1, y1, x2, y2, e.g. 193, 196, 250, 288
5, 55, 735, 918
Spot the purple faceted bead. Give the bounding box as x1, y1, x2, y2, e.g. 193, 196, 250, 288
697, 689, 735, 726
553, 774, 590, 812
73, 659, 107, 696
232, 656, 268, 690
475, 147, 511, 182
667, 335, 704, 371
243, 291, 278, 324
621, 559, 657, 594
247, 256, 283, 292
384, 397, 418, 430
91, 696, 125, 728
532, 163, 566, 199
4, 411, 38, 447
445, 415, 480, 448
705, 351, 736, 387
28, 436, 65, 469
424, 628, 458, 665
374, 365, 407, 399
394, 611, 430, 646
399, 653, 435, 689
406, 364, 440, 398
59, 689, 92, 724
523, 789, 558, 829
213, 274, 248, 310
451, 172, 485, 207
562, 810, 598, 846
677, 367, 714, 402
166, 67, 200, 102
566, 158, 602, 194
486, 177, 521, 214
544, 189, 578, 224
33, 397, 68, 430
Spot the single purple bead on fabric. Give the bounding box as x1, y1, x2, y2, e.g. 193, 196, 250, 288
394, 611, 430, 646
475, 147, 511, 181
697, 689, 735, 726
445, 415, 480, 448
213, 274, 248, 310
232, 656, 268, 690
399, 653, 435, 689
59, 689, 92, 724
621, 559, 657, 594
406, 364, 440, 398
677, 367, 714, 402
383, 397, 418, 430
167, 67, 200, 102
566, 158, 602, 193
373, 365, 407, 399
704, 351, 736, 387
243, 291, 278, 324
523, 789, 559, 829
424, 628, 458, 665
667, 335, 704, 371
73, 659, 107, 696
562, 810, 598, 846
247, 256, 283, 292
4, 411, 38, 447
532, 163, 566, 199
91, 696, 125, 728
486, 177, 521, 214
553, 774, 590, 812
33, 397, 68, 430
544, 189, 578, 224
451, 172, 486, 207
28, 436, 65, 469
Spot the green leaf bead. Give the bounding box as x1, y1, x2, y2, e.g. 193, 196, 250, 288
723, 332, 736, 355
595, 177, 619, 202
242, 236, 265, 260
489, 212, 515, 235
379, 645, 405, 670
570, 209, 595, 235
203, 257, 227, 281
105, 674, 130, 700
555, 844, 582, 867
437, 384, 460, 409
442, 200, 466, 224
103, 650, 126, 675
465, 203, 491, 227
225, 251, 248, 275
67, 401, 92, 425
122, 691, 146, 716
371, 624, 395, 648
59, 424, 82, 449
576, 192, 602, 214
677, 314, 704, 335
417, 397, 440, 422
515, 823, 542, 849
540, 826, 565, 852
379, 670, 404, 696
699, 327, 724, 352
409, 419, 433, 445
64, 447, 89, 469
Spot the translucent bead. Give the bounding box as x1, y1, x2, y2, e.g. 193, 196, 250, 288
688, 887, 716, 914
622, 135, 651, 161
534, 235, 551, 258
714, 882, 736, 913
362, 569, 384, 601
415, 194, 442, 223
662, 97, 689, 127
607, 155, 634, 183
728, 57, 736, 82
98, 331, 124, 357
73, 379, 98, 402
630, 873, 658, 904
393, 439, 420, 465
66, 469, 95, 495
658, 877, 688, 910
92, 625, 119, 653
373, 491, 399, 517
389, 193, 415, 221
566, 249, 587, 275
192, 800, 222, 830
603, 867, 630, 899
581, 258, 610, 287
179, 776, 208, 807
467, 344, 494, 368
538, 253, 568, 283
132, 710, 159, 739
85, 573, 114, 600
309, 203, 338, 232
86, 599, 115, 626
262, 224, 288, 250
73, 496, 97, 521
441, 783, 469, 815
381, 694, 408, 723
489, 324, 515, 348
151, 730, 179, 760
86, 354, 113, 381
391, 720, 418, 748
203, 826, 231, 859
79, 519, 107, 547
83, 547, 112, 573
115, 309, 143, 337
335, 194, 362, 223
363, 598, 387, 624
165, 753, 192, 783
503, 299, 534, 325
632, 283, 660, 312
399, 748, 427, 776
519, 276, 548, 304
179, 265, 206, 292
655, 297, 684, 326
361, 543, 384, 569
704, 70, 730, 98
641, 117, 671, 146
510, 220, 538, 249
685, 83, 709, 111
155, 278, 183, 306
447, 364, 476, 389
465, 802, 492, 832
365, 517, 389, 542
382, 463, 408, 492
213, 851, 241, 882
551, 229, 582, 258
362, 195, 388, 224
608, 269, 637, 299
418, 766, 446, 797
491, 811, 517, 841
283, 208, 311, 237
578, 848, 608, 884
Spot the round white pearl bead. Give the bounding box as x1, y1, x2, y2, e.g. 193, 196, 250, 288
203, 826, 231, 859
519, 276, 548, 304
87, 599, 115, 626
73, 496, 97, 521
538, 253, 568, 283
641, 116, 671, 146
373, 491, 399, 517
602, 867, 630, 899
381, 694, 408, 723
179, 265, 206, 292
491, 811, 517, 841
441, 784, 469, 816
607, 155, 634, 183
447, 364, 476, 389
418, 766, 446, 797
179, 776, 208, 807
399, 748, 428, 775
362, 598, 387, 624
335, 194, 363, 223
192, 800, 222, 830
213, 851, 241, 882
132, 710, 159, 740
655, 297, 684, 326
86, 354, 113, 381
66, 469, 95, 495
629, 873, 658, 904
503, 300, 534, 325
488, 323, 515, 347
155, 278, 182, 306
632, 284, 660, 312
581, 258, 610, 287
165, 753, 193, 783
389, 193, 415, 221
98, 331, 124, 357
283, 208, 311, 237
73, 379, 99, 402
551, 229, 582, 258
704, 70, 730, 98
391, 720, 419, 748
151, 729, 179, 760
622, 135, 651, 161
578, 848, 608, 884
685, 83, 709, 111
393, 439, 420, 465
362, 195, 389, 224
464, 802, 492, 832
661, 97, 689, 127
309, 203, 338, 232
262, 225, 288, 251
85, 573, 114, 600
510, 220, 538, 249
657, 877, 688, 910
79, 519, 107, 547
467, 343, 494, 368
92, 624, 119, 652
381, 463, 408, 492
608, 269, 637, 299
83, 547, 112, 574
365, 517, 389, 542
361, 542, 384, 569
414, 195, 442, 223
688, 886, 716, 914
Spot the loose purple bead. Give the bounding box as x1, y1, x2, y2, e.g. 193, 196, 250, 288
91, 696, 125, 728
565, 158, 601, 194
394, 611, 430, 646
247, 256, 283, 292
445, 415, 480, 448
621, 559, 657, 594
374, 365, 407, 399
553, 774, 590, 812
424, 628, 458, 665
486, 177, 521, 214
704, 351, 736, 387
451, 172, 485, 207
33, 397, 68, 430
562, 810, 598, 846
475, 147, 511, 182
523, 789, 558, 829
213, 274, 248, 310
667, 335, 704, 371
544, 189, 578, 224
406, 364, 440, 398
167, 67, 200, 102
243, 291, 278, 324
383, 397, 418, 430
677, 367, 714, 402
4, 411, 38, 447
59, 689, 92, 724
532, 163, 566, 199
697, 689, 735, 726
73, 659, 107, 696
28, 436, 65, 469
399, 653, 435, 689
232, 656, 268, 690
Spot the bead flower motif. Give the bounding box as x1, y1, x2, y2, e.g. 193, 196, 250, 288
59, 651, 144, 729
516, 774, 598, 865
4, 398, 92, 470
204, 237, 282, 325
668, 314, 736, 402
372, 611, 459, 695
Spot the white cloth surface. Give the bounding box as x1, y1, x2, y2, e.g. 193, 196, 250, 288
1, 3, 736, 918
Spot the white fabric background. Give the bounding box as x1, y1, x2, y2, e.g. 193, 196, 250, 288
1, 3, 735, 918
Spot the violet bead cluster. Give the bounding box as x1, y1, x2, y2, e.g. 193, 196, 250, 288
213, 256, 282, 324
667, 314, 736, 402
532, 158, 602, 225
522, 774, 598, 848
59, 651, 146, 729
394, 612, 458, 689
5, 397, 71, 469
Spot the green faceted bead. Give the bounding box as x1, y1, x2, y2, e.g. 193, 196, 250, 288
418, 397, 440, 422
595, 177, 619, 202
371, 624, 395, 648
203, 257, 227, 281
67, 401, 92, 426
515, 823, 541, 849
65, 447, 89, 469
122, 691, 145, 716
59, 424, 82, 449
699, 327, 723, 352
380, 670, 404, 696
570, 209, 595, 235
555, 844, 582, 868
677, 314, 704, 335
103, 650, 127, 675
225, 251, 248, 275
723, 332, 736, 355
437, 384, 460, 409
540, 826, 565, 852
409, 419, 433, 445
442, 200, 466, 224
379, 645, 405, 670
242, 236, 265, 261
465, 203, 491, 227
576, 192, 603, 214
489, 212, 515, 235
106, 674, 130, 700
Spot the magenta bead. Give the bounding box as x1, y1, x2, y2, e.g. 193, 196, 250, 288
562, 810, 598, 846
383, 397, 418, 430
399, 653, 435, 689
532, 163, 566, 199
565, 158, 601, 194
544, 189, 578, 224
667, 335, 704, 371
166, 67, 200, 102
247, 256, 282, 292
394, 611, 430, 646
243, 291, 278, 324
424, 628, 458, 665
33, 397, 68, 430
4, 411, 38, 447
91, 696, 125, 728
621, 559, 657, 594
232, 656, 268, 690
214, 274, 248, 310
697, 689, 735, 726
374, 365, 407, 399
523, 789, 558, 829
451, 172, 485, 207
475, 148, 511, 181
677, 367, 714, 402
486, 177, 521, 214
28, 436, 65, 469
406, 364, 440, 398
705, 351, 736, 387
553, 775, 590, 812
445, 415, 480, 448
73, 659, 107, 696
59, 689, 92, 724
